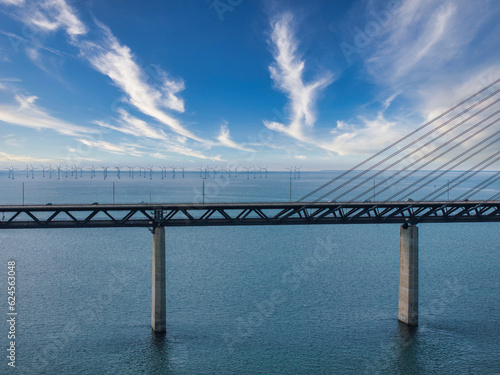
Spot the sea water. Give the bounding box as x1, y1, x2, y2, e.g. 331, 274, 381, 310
0, 171, 498, 374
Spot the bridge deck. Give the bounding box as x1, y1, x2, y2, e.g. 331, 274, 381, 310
0, 201, 498, 229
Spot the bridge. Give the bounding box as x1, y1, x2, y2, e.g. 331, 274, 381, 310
0, 201, 499, 229
1, 78, 500, 332
1, 201, 498, 331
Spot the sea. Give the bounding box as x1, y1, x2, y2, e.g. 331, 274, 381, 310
0, 170, 499, 374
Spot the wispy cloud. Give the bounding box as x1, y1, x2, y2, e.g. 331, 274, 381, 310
93, 109, 223, 160
1, 134, 26, 147
94, 108, 168, 141
3, 0, 208, 145
264, 12, 334, 141
0, 151, 55, 164
78, 22, 206, 143
0, 0, 25, 6
323, 113, 401, 156
355, 0, 500, 96
217, 121, 254, 152
263, 12, 399, 158
0, 94, 96, 136
20, 0, 87, 38
76, 138, 144, 157
364, 0, 459, 84
1, 0, 253, 162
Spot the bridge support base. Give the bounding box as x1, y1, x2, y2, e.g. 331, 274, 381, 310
398, 224, 418, 326
152, 227, 166, 333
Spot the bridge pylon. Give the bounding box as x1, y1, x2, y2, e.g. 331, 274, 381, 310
152, 226, 166, 333
398, 223, 418, 326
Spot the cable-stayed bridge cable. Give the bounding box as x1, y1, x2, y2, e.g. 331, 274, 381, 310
421, 151, 500, 201
389, 132, 500, 201
454, 171, 500, 201
321, 100, 500, 202
298, 80, 500, 202
349, 114, 500, 202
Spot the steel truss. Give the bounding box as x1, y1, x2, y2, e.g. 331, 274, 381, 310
0, 201, 499, 229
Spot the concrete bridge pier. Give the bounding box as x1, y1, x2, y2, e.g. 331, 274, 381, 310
152, 226, 166, 333
398, 224, 418, 326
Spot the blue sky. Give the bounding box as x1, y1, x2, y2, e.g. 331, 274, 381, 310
0, 0, 499, 170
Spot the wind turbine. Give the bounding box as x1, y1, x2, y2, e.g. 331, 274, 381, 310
41, 165, 47, 178
101, 166, 108, 180
244, 167, 251, 180
127, 166, 134, 179
29, 165, 36, 179
48, 164, 54, 179
296, 166, 302, 179
90, 165, 96, 179
24, 164, 29, 178
198, 166, 205, 179
263, 166, 268, 178
179, 166, 185, 178
8, 165, 14, 179
115, 166, 121, 179
158, 166, 165, 179
169, 166, 176, 179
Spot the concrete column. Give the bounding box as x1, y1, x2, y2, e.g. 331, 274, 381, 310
398, 224, 418, 326
152, 227, 166, 333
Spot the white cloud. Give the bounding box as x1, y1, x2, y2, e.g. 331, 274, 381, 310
417, 65, 500, 121
77, 138, 144, 157
1, 0, 243, 162
365, 1, 458, 83
264, 12, 334, 141
0, 0, 25, 5
331, 0, 500, 163
359, 0, 500, 92
0, 151, 55, 164
79, 23, 206, 143
263, 12, 403, 159
4, 0, 207, 145
162, 146, 224, 161
1, 134, 26, 147
216, 122, 254, 152
0, 95, 97, 136
93, 109, 223, 160
95, 108, 168, 141
323, 113, 402, 156
23, 0, 87, 37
